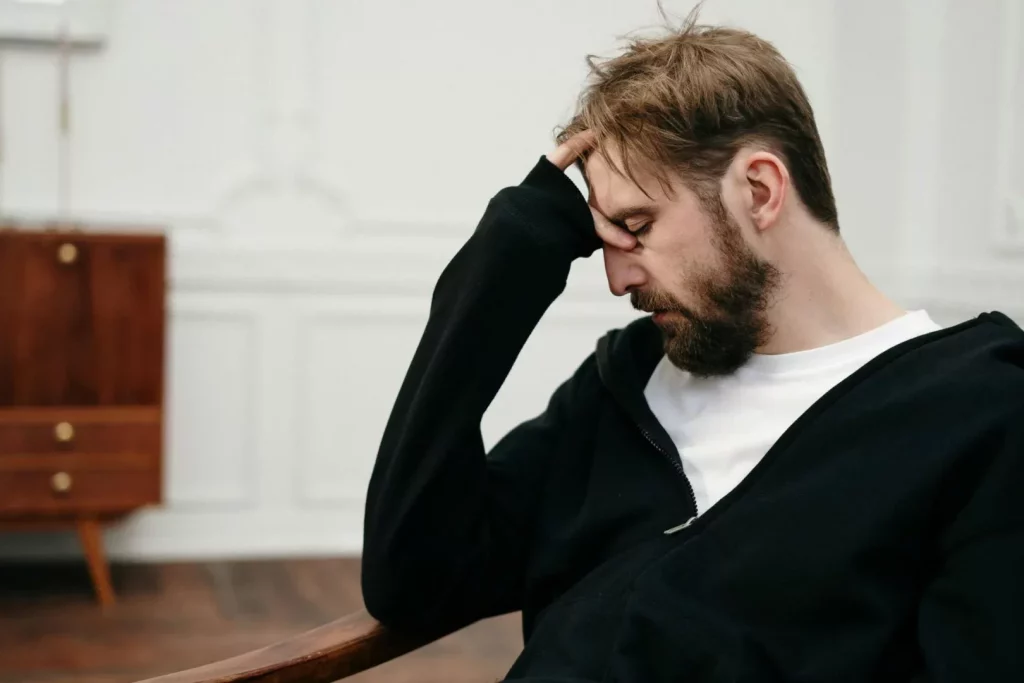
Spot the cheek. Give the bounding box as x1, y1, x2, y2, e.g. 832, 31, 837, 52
644, 206, 721, 286
647, 233, 717, 290
656, 207, 717, 258
646, 253, 699, 304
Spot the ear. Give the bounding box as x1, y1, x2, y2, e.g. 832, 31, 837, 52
743, 151, 788, 231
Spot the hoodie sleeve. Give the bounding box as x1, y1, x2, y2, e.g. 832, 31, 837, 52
360, 156, 601, 634
913, 407, 1024, 681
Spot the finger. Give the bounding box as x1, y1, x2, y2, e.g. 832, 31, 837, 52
547, 130, 597, 171
590, 206, 637, 251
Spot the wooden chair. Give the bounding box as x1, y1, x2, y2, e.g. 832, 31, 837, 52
135, 609, 450, 682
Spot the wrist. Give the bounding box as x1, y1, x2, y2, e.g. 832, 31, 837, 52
516, 156, 602, 258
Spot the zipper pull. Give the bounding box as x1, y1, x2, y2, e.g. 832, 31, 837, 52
664, 516, 697, 535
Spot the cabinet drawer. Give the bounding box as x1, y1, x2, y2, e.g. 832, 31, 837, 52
0, 408, 160, 455
0, 452, 159, 514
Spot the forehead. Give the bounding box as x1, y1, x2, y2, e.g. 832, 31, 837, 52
583, 145, 673, 216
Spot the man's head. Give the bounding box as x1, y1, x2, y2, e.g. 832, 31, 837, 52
559, 9, 838, 376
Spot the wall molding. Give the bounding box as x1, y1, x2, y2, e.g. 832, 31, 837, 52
290, 309, 424, 510
914, 264, 1024, 319
205, 0, 352, 238
993, 0, 1023, 249
899, 0, 946, 276
164, 304, 262, 510
1005, 196, 1024, 250
168, 232, 626, 304
170, 240, 1023, 323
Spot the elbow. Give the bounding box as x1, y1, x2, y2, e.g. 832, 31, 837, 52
360, 575, 406, 628
360, 563, 449, 633
359, 535, 436, 631
360, 548, 479, 634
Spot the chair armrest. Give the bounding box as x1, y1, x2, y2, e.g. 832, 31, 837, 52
134, 609, 440, 683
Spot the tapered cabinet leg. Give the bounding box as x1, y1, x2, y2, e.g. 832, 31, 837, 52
77, 517, 115, 607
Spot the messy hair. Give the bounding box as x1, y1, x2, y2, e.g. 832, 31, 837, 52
557, 4, 839, 231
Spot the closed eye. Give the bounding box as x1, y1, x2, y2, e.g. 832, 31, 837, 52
629, 222, 652, 238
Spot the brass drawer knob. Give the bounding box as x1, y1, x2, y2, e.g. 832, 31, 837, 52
54, 421, 75, 442
57, 242, 78, 264
51, 471, 73, 493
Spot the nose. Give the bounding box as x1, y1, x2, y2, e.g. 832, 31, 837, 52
603, 245, 647, 296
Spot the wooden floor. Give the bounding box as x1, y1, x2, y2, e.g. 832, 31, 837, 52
0, 558, 523, 683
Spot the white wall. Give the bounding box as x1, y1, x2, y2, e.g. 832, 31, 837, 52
0, 0, 1021, 560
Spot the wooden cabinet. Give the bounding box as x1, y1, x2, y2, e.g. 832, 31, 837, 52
0, 228, 166, 606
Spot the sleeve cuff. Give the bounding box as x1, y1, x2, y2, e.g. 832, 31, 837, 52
520, 156, 602, 257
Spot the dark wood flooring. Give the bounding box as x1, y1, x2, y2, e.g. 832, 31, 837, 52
0, 557, 523, 683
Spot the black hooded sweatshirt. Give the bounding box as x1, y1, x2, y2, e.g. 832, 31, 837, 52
361, 156, 1024, 682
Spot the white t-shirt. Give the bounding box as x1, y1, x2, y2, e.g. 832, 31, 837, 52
643, 310, 942, 515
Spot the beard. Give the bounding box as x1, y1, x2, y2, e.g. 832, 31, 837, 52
631, 201, 781, 378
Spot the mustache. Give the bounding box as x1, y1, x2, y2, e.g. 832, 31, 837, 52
630, 290, 696, 320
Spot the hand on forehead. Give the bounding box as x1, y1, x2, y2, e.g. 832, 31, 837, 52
584, 144, 666, 229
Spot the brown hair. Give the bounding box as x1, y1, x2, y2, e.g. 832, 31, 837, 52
557, 5, 839, 231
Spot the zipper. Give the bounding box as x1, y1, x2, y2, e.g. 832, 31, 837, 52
635, 422, 699, 527
663, 517, 697, 535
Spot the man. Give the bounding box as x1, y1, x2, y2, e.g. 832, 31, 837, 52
361, 13, 1024, 682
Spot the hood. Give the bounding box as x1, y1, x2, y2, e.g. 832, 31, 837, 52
595, 314, 664, 403
595, 314, 681, 460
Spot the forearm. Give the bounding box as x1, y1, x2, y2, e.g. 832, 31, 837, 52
361, 156, 598, 630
